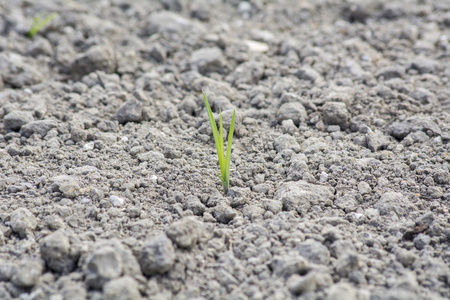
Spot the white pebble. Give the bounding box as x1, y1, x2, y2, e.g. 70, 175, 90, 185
150, 175, 158, 184
320, 172, 329, 183
83, 142, 95, 151
110, 195, 125, 207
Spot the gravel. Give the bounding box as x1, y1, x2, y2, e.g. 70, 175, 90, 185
0, 0, 449, 299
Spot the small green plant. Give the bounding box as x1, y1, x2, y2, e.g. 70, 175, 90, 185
26, 13, 57, 38
203, 90, 236, 195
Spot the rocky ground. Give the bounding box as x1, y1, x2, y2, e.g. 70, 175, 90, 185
0, 0, 449, 299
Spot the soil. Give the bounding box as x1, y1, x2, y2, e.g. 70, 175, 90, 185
0, 0, 449, 299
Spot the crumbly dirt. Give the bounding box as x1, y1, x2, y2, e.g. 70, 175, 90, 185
0, 0, 449, 299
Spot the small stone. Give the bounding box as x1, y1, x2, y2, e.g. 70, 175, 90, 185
427, 186, 443, 199
367, 130, 391, 152
165, 217, 204, 249
190, 47, 225, 75
140, 234, 175, 276
358, 181, 372, 195
20, 119, 58, 138
11, 258, 44, 288
322, 102, 350, 129
212, 203, 237, 224
296, 239, 330, 265
334, 194, 358, 212
334, 253, 360, 277
40, 229, 81, 274
144, 11, 202, 35
374, 192, 414, 217
50, 175, 80, 198
330, 240, 356, 258
103, 276, 142, 300
244, 40, 269, 53
295, 66, 322, 83
148, 44, 167, 62
0, 53, 43, 87
115, 99, 142, 124
327, 283, 358, 300
275, 180, 333, 215
3, 111, 35, 131
229, 60, 265, 86
110, 195, 125, 207
409, 57, 438, 74
288, 271, 333, 295
184, 195, 206, 216
273, 134, 301, 153
271, 254, 311, 278
84, 239, 140, 289
376, 65, 405, 79
433, 169, 450, 185
387, 116, 441, 140
395, 248, 418, 267
10, 208, 37, 238
70, 127, 87, 142
277, 102, 307, 126
413, 234, 430, 250
71, 45, 116, 77
0, 264, 12, 281
253, 183, 271, 194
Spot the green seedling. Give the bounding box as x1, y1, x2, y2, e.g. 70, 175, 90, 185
26, 13, 57, 38
203, 90, 236, 195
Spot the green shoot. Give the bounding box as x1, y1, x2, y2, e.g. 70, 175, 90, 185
202, 90, 236, 195
26, 13, 57, 38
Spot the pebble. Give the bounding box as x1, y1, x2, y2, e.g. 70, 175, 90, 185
243, 40, 269, 53
322, 102, 350, 129
413, 233, 431, 250
144, 11, 203, 35
229, 60, 265, 86
326, 283, 358, 300
376, 65, 405, 79
3, 110, 35, 131
387, 116, 442, 140
50, 175, 81, 198
0, 53, 43, 87
275, 180, 333, 215
296, 239, 330, 265
270, 254, 311, 278
10, 208, 37, 238
84, 239, 141, 289
165, 217, 204, 249
102, 276, 142, 300
190, 47, 225, 75
334, 253, 360, 277
71, 45, 116, 77
273, 134, 301, 153
40, 229, 81, 273
212, 202, 237, 224
358, 181, 372, 195
295, 66, 322, 83
395, 248, 418, 267
277, 102, 307, 126
20, 119, 58, 138
11, 258, 44, 288
140, 234, 175, 276
115, 99, 142, 124
374, 192, 414, 217
184, 195, 206, 216
288, 271, 333, 295
334, 194, 358, 212
110, 195, 125, 207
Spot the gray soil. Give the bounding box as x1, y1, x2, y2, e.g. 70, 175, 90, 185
0, 0, 449, 299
